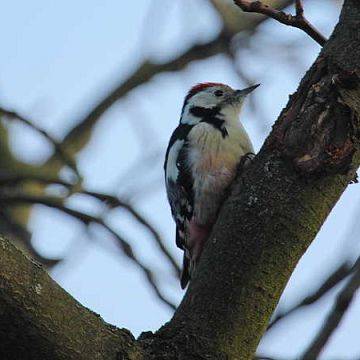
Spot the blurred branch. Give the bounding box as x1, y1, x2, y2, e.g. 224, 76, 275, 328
267, 261, 353, 331
0, 166, 180, 303
0, 104, 179, 287
50, 31, 228, 160
302, 258, 360, 359
49, 0, 293, 165
81, 190, 181, 278
234, 0, 327, 45
0, 192, 176, 311
0, 208, 62, 267
0, 172, 76, 189
0, 107, 81, 180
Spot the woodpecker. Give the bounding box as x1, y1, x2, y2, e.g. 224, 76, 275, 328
164, 82, 258, 288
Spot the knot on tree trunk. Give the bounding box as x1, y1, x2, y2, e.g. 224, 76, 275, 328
267, 58, 360, 176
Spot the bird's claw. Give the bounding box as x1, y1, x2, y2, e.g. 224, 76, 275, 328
237, 152, 255, 174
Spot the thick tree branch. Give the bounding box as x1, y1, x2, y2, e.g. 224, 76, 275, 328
234, 0, 327, 45
0, 235, 140, 360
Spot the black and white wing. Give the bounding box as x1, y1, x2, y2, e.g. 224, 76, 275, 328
164, 124, 194, 286
164, 124, 194, 247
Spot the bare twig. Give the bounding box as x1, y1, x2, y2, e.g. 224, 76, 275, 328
302, 258, 360, 359
267, 261, 353, 330
0, 107, 81, 180
0, 193, 176, 310
81, 190, 181, 278
233, 0, 327, 46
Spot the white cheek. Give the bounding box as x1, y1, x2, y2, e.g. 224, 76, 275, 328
180, 96, 217, 125
181, 113, 200, 125
166, 140, 184, 182
193, 96, 215, 108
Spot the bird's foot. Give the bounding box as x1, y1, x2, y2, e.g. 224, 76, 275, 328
237, 152, 255, 175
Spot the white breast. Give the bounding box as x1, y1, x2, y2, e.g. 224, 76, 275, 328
186, 122, 253, 225
187, 122, 253, 173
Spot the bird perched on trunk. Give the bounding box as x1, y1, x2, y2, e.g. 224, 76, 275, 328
164, 82, 258, 288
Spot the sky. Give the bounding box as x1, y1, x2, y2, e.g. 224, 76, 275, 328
1, 0, 359, 358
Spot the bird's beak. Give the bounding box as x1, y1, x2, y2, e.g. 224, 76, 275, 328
222, 84, 260, 107
235, 84, 260, 97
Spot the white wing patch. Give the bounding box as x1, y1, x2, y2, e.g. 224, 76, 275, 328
166, 139, 184, 182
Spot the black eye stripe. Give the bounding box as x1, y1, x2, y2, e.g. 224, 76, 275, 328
214, 90, 223, 97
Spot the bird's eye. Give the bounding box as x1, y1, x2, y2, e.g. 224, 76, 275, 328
214, 90, 223, 97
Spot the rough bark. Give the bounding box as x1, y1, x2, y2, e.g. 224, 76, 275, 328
0, 236, 141, 360
0, 1, 359, 359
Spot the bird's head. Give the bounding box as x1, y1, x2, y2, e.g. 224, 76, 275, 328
180, 82, 259, 125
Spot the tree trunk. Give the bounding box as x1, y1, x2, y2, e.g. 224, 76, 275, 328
0, 1, 359, 359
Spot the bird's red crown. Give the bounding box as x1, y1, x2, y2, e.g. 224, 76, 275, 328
184, 82, 225, 104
